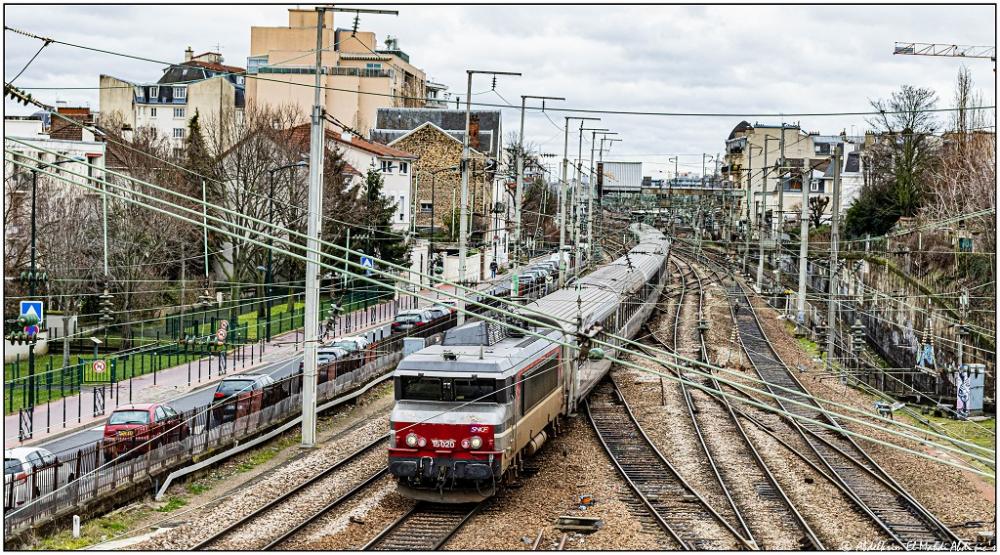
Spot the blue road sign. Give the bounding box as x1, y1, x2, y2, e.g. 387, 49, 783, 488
360, 255, 375, 277
20, 300, 43, 324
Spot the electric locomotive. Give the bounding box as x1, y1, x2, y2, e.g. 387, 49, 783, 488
387, 224, 669, 502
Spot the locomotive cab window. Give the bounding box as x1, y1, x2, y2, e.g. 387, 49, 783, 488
397, 376, 507, 403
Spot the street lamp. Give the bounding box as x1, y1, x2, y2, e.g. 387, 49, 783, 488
264, 161, 307, 342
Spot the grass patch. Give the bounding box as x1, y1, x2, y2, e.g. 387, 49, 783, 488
235, 434, 297, 473
186, 482, 209, 496
156, 497, 188, 513
32, 507, 151, 550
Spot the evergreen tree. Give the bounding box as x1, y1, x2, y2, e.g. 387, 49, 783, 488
359, 163, 410, 269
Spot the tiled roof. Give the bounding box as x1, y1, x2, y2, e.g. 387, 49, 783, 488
286, 123, 416, 159
183, 60, 245, 75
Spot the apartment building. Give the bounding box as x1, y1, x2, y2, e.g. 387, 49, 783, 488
246, 9, 428, 134
100, 49, 245, 153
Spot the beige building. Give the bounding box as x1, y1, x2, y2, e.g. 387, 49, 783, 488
723, 122, 835, 227
247, 9, 428, 134
100, 49, 245, 154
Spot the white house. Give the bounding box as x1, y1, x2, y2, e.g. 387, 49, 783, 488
328, 130, 418, 232
100, 49, 245, 154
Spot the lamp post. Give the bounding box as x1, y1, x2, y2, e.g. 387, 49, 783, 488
265, 161, 306, 343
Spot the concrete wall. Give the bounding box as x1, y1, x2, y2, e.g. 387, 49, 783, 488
98, 75, 137, 128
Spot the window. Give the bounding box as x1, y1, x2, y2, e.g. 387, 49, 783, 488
521, 356, 559, 414
154, 407, 167, 422
173, 108, 185, 118
173, 128, 186, 139
149, 86, 159, 98
399, 376, 442, 400
247, 55, 268, 75
366, 62, 383, 70
4, 458, 22, 476
381, 160, 392, 173
109, 410, 150, 425
420, 202, 433, 213
810, 181, 821, 192
399, 161, 408, 174
150, 107, 157, 118
399, 195, 406, 221
173, 87, 186, 99
134, 86, 144, 99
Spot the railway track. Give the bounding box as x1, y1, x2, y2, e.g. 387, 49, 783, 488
686, 246, 963, 549
637, 256, 823, 549
361, 501, 482, 550
191, 436, 389, 550
586, 379, 753, 550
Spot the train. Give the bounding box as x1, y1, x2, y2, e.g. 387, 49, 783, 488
387, 224, 670, 502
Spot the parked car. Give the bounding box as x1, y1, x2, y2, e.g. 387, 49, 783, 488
423, 306, 452, 322
328, 335, 371, 352
4, 447, 76, 508
211, 375, 276, 425
102, 403, 189, 461
435, 300, 458, 314
391, 309, 436, 333
299, 346, 350, 373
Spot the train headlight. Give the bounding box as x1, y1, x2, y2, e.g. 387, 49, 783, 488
405, 433, 418, 447
417, 436, 427, 448
461, 439, 470, 449
469, 436, 483, 450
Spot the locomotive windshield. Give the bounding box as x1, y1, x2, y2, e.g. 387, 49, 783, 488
397, 376, 509, 403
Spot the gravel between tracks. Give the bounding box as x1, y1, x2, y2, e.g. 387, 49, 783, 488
446, 415, 668, 550
743, 284, 995, 545
127, 396, 393, 550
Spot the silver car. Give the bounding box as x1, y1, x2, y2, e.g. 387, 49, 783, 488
4, 447, 76, 508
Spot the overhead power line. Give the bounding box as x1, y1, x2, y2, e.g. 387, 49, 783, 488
5, 26, 996, 119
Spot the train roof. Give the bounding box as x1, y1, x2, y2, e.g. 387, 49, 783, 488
395, 321, 561, 376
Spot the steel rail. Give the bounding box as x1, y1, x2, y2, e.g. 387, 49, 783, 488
586, 378, 753, 550
361, 501, 483, 550
190, 436, 388, 550
681, 246, 963, 549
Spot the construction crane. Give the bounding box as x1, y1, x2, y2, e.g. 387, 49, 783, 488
893, 42, 995, 62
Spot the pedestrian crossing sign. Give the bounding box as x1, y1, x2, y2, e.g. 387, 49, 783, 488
360, 255, 375, 276
19, 301, 43, 325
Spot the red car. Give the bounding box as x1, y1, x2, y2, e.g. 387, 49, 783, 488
102, 403, 189, 461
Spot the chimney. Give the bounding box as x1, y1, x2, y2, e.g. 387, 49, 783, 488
185, 46, 194, 62
469, 114, 481, 151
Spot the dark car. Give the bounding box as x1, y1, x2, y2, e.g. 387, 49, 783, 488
391, 309, 436, 333
102, 403, 188, 461
211, 374, 276, 424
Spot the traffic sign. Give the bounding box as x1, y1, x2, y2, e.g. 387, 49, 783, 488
216, 328, 228, 342
360, 255, 375, 276
19, 301, 43, 325
93, 360, 107, 374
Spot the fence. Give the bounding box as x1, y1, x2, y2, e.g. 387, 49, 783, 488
4, 291, 412, 416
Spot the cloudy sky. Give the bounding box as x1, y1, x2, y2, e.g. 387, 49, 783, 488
4, 3, 995, 175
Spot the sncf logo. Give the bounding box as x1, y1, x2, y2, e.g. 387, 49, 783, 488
431, 439, 456, 449
470, 426, 489, 433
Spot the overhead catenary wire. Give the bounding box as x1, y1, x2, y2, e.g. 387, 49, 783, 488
10, 151, 994, 472
5, 26, 996, 119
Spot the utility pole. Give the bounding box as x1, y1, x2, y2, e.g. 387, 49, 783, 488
515, 95, 564, 280
825, 144, 842, 377
668, 156, 678, 237
796, 167, 810, 328
560, 116, 599, 287
577, 125, 606, 275
299, 7, 397, 448
588, 131, 616, 258
742, 146, 759, 276
757, 138, 775, 293
459, 69, 520, 324
598, 136, 621, 253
